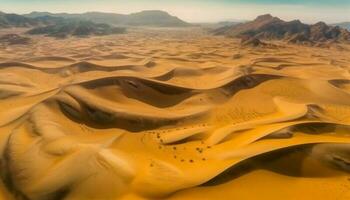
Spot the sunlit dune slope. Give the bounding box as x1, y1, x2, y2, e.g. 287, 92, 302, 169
1, 28, 350, 200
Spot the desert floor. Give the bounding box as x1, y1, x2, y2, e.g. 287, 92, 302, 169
1, 28, 350, 200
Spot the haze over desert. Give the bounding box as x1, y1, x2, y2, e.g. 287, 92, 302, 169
1, 1, 350, 199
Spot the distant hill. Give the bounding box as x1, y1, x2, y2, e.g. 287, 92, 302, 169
213, 14, 350, 44
0, 11, 126, 38
24, 10, 191, 27
32, 15, 66, 25
0, 11, 67, 28
26, 20, 126, 38
333, 22, 350, 31
24, 11, 125, 25
0, 12, 39, 28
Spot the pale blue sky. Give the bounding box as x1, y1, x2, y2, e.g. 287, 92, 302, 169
1, 0, 349, 23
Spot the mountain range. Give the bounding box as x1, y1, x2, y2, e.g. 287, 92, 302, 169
26, 20, 126, 38
1, 10, 349, 42
0, 11, 41, 28
213, 14, 350, 44
0, 10, 191, 30
0, 10, 191, 38
23, 10, 191, 27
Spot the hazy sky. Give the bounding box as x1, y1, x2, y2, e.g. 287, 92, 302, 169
1, 0, 349, 23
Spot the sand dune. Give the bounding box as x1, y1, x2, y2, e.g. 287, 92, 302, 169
1, 28, 350, 200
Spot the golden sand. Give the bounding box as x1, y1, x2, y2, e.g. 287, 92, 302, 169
1, 28, 350, 200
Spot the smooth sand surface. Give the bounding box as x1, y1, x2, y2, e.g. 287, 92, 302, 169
1, 28, 350, 200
